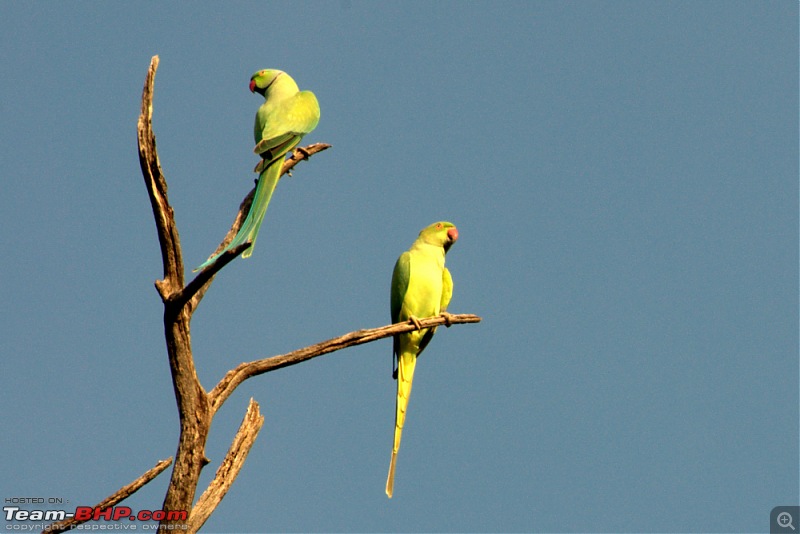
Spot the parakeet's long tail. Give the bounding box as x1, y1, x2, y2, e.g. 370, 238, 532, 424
231, 157, 282, 259
193, 158, 282, 271
386, 352, 417, 498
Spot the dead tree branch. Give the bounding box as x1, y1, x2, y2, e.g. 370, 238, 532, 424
209, 314, 482, 415
188, 399, 264, 532
137, 55, 184, 295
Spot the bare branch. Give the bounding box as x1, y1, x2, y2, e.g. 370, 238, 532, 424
282, 143, 331, 174
46, 458, 173, 534
209, 313, 482, 414
137, 55, 184, 295
188, 399, 264, 532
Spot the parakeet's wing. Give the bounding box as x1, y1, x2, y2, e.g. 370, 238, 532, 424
440, 266, 453, 312
391, 251, 411, 325
254, 91, 320, 158
390, 251, 411, 370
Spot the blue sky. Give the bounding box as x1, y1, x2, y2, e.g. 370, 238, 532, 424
2, 2, 797, 532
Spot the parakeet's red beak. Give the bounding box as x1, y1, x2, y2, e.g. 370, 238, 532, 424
249, 79, 257, 93
447, 227, 459, 243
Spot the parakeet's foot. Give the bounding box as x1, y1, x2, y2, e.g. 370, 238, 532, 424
408, 315, 423, 330
294, 146, 312, 159
440, 312, 454, 327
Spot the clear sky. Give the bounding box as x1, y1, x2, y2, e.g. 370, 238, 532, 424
2, 2, 797, 533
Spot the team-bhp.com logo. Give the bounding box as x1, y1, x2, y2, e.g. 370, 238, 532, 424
4, 505, 188, 529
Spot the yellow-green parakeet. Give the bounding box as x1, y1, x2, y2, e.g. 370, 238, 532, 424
196, 69, 319, 270
386, 221, 458, 498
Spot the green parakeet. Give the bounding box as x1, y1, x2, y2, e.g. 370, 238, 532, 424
386, 221, 458, 498
196, 69, 320, 271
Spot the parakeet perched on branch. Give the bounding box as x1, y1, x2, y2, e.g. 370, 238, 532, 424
386, 221, 458, 498
196, 69, 319, 271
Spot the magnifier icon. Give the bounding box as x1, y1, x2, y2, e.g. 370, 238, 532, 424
778, 512, 795, 531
